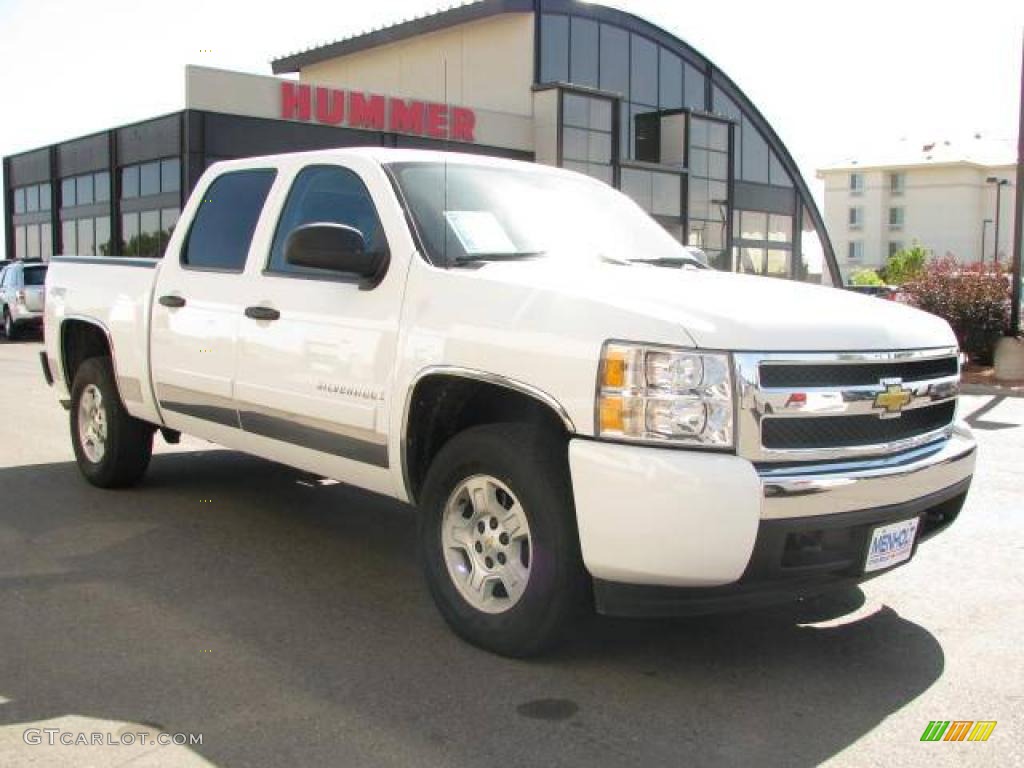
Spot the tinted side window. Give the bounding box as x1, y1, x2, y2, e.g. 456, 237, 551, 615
183, 169, 277, 271
268, 165, 387, 276
23, 266, 47, 286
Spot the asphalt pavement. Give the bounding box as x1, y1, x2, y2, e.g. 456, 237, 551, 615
0, 338, 1021, 767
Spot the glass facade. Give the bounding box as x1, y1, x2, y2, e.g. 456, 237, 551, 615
11, 182, 53, 260
121, 157, 182, 257
59, 170, 112, 256
537, 9, 835, 284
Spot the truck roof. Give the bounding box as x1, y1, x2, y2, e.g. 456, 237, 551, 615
204, 146, 571, 177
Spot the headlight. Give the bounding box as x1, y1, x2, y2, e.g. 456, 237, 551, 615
597, 342, 733, 447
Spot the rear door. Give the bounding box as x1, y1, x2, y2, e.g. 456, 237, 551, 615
149, 167, 277, 440
231, 159, 405, 495
21, 264, 47, 312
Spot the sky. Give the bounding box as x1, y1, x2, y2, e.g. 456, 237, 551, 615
1, 0, 1022, 249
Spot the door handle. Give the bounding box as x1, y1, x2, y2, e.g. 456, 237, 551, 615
244, 305, 281, 321
158, 294, 186, 308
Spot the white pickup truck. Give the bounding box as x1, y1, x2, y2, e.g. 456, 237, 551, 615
42, 148, 976, 656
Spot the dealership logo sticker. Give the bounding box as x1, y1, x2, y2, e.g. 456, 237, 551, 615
920, 720, 997, 742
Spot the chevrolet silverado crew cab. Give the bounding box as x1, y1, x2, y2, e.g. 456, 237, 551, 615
42, 148, 976, 656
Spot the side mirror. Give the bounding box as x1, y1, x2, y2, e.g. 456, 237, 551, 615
284, 223, 387, 282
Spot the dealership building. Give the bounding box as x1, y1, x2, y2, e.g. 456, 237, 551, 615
2, 0, 838, 284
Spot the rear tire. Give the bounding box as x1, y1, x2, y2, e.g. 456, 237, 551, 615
3, 309, 16, 340
70, 356, 153, 488
419, 423, 588, 657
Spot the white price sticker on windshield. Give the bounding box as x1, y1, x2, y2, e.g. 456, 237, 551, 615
444, 211, 518, 255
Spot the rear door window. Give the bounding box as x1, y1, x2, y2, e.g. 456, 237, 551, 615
23, 266, 47, 286
182, 169, 277, 271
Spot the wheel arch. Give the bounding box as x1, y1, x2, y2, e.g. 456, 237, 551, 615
401, 367, 576, 505
60, 317, 117, 396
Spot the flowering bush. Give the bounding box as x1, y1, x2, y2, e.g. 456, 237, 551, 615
902, 255, 1010, 365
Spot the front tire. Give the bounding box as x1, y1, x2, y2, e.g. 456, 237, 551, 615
419, 423, 587, 657
70, 356, 153, 488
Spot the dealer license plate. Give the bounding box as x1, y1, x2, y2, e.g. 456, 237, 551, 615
864, 518, 920, 573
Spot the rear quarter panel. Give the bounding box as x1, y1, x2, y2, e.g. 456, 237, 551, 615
44, 259, 162, 424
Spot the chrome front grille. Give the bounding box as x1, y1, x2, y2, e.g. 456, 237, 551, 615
734, 348, 960, 463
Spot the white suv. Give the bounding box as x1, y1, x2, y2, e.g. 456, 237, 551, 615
0, 260, 47, 339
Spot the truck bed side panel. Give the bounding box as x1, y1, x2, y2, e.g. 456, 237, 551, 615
44, 258, 162, 425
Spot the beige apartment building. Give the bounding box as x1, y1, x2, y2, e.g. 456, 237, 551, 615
818, 136, 1016, 281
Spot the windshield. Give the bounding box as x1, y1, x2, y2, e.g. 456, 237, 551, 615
389, 161, 700, 267
23, 265, 47, 286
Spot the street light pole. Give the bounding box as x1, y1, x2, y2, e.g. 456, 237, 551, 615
986, 176, 1009, 263
982, 218, 992, 263
1010, 28, 1024, 337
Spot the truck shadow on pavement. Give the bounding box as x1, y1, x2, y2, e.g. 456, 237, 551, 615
0, 450, 944, 768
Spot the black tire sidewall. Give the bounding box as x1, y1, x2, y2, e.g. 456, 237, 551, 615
70, 357, 151, 487
419, 423, 584, 656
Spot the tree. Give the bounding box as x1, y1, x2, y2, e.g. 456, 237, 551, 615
882, 244, 928, 285
850, 268, 885, 287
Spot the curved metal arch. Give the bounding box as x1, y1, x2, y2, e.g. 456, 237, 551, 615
537, 0, 841, 283
399, 364, 577, 502
59, 315, 129, 406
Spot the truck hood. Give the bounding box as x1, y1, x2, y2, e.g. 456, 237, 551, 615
476, 261, 958, 352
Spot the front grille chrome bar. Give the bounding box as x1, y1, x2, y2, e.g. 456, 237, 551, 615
733, 348, 960, 463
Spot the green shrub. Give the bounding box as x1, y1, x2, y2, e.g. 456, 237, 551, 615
882, 244, 928, 285
902, 255, 1010, 365
850, 269, 885, 287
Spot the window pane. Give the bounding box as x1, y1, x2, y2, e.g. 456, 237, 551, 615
95, 216, 112, 256
589, 98, 612, 131
184, 170, 276, 271
769, 151, 792, 187
708, 150, 728, 179
26, 185, 39, 212
62, 220, 76, 255
540, 14, 569, 83
768, 214, 793, 243
562, 93, 589, 129
629, 35, 657, 106
62, 178, 77, 208
741, 117, 769, 183
740, 211, 767, 241
620, 168, 652, 212
161, 158, 181, 193
652, 173, 681, 217
14, 188, 26, 214
562, 127, 588, 162
40, 223, 53, 258
268, 165, 385, 275
683, 62, 706, 111
588, 131, 612, 164
14, 226, 26, 259
78, 217, 95, 256
161, 207, 180, 236
26, 224, 40, 259
140, 162, 160, 197
140, 210, 159, 258
94, 172, 111, 203
76, 175, 93, 206
122, 166, 139, 199
40, 183, 52, 211
708, 121, 728, 152
659, 49, 682, 110
599, 24, 629, 95
569, 17, 598, 88
739, 246, 766, 274
122, 212, 139, 255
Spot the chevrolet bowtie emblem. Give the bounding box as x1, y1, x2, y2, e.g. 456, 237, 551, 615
874, 381, 913, 416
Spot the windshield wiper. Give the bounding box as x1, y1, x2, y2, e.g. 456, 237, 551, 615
452, 251, 545, 265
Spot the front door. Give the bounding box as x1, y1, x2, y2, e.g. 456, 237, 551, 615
232, 161, 404, 495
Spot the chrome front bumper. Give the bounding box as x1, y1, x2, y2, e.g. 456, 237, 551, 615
759, 423, 976, 520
